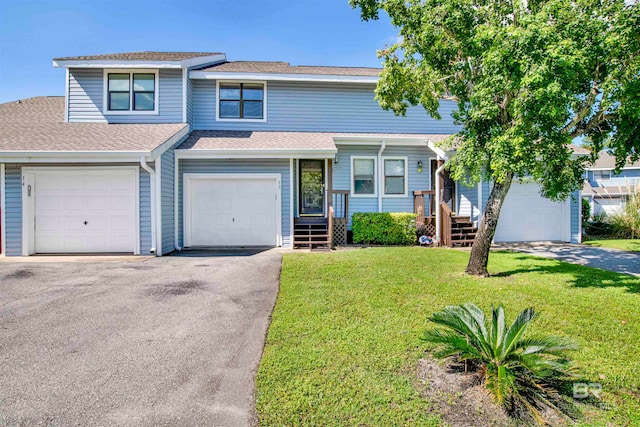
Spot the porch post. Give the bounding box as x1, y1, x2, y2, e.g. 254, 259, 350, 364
327, 158, 333, 213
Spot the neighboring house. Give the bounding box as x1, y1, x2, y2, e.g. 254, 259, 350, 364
0, 51, 582, 256
583, 152, 640, 217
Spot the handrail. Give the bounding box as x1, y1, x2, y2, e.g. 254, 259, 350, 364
440, 201, 453, 247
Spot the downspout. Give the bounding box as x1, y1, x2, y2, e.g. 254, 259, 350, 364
377, 141, 386, 212
174, 152, 182, 251
140, 157, 157, 255
435, 158, 447, 245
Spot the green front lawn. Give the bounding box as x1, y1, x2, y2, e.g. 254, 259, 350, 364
256, 248, 640, 426
583, 238, 640, 252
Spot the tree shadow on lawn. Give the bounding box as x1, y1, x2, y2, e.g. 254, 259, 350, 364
491, 252, 640, 294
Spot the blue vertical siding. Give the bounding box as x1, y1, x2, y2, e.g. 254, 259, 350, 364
68, 68, 184, 123
191, 80, 460, 133
177, 159, 291, 247
186, 76, 194, 125
159, 135, 190, 255
571, 190, 581, 243
139, 168, 152, 255
5, 166, 22, 256
481, 180, 491, 213
456, 183, 479, 222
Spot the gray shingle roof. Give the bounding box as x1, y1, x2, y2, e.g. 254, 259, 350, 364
589, 151, 640, 169
53, 51, 221, 61
178, 130, 451, 151
195, 61, 381, 77
0, 97, 187, 153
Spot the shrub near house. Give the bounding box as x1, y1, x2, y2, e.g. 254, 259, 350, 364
352, 212, 416, 245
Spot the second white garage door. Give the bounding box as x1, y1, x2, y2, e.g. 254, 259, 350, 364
184, 174, 280, 247
494, 181, 571, 242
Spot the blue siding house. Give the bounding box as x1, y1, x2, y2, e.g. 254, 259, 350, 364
583, 151, 640, 217
0, 51, 582, 257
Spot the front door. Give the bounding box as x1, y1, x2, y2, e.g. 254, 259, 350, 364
299, 160, 325, 215
430, 159, 456, 213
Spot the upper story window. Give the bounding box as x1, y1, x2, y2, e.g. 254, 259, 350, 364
217, 81, 266, 121
351, 157, 377, 197
383, 157, 408, 196
104, 70, 158, 114
594, 170, 611, 181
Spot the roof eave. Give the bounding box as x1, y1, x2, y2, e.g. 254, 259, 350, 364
0, 151, 152, 163
53, 54, 227, 69
189, 70, 379, 83
334, 136, 449, 159
175, 148, 337, 159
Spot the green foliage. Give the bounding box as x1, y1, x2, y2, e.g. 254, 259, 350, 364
350, 0, 640, 194
583, 238, 640, 252
423, 303, 578, 425
352, 212, 417, 245
581, 198, 591, 225
606, 188, 640, 238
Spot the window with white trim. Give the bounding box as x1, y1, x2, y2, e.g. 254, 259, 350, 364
218, 82, 265, 120
352, 157, 376, 196
106, 72, 157, 112
594, 170, 611, 181
383, 157, 407, 196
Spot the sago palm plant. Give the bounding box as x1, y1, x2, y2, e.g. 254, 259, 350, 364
423, 303, 578, 425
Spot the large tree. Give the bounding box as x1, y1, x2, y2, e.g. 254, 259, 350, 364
351, 0, 640, 276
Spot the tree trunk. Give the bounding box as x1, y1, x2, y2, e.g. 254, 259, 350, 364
466, 172, 514, 276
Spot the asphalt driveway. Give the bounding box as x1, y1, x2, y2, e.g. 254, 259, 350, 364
494, 242, 640, 276
0, 249, 282, 426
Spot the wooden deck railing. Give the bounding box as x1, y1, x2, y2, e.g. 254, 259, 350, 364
413, 190, 436, 224
440, 201, 453, 247
331, 190, 349, 246
332, 190, 349, 219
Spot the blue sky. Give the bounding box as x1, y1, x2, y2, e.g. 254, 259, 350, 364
0, 0, 395, 103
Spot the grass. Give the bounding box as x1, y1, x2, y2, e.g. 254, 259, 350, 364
256, 247, 640, 426
583, 237, 640, 252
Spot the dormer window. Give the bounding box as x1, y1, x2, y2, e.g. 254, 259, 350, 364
104, 70, 158, 114
216, 81, 266, 122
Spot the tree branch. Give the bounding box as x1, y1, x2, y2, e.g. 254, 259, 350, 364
560, 63, 602, 135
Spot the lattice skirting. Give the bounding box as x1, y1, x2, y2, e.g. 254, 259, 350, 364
333, 219, 348, 246
417, 218, 436, 237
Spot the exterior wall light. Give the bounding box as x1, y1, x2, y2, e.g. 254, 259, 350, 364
417, 160, 423, 173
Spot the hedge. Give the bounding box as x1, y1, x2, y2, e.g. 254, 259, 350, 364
351, 212, 417, 245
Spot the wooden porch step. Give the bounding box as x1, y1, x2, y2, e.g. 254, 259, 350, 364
452, 225, 476, 231
451, 239, 475, 246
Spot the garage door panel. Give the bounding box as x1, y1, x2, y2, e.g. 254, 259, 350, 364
187, 176, 278, 247
34, 170, 137, 254
494, 181, 569, 242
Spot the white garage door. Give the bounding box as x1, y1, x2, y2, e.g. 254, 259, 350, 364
185, 175, 279, 247
33, 169, 137, 253
494, 181, 571, 242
